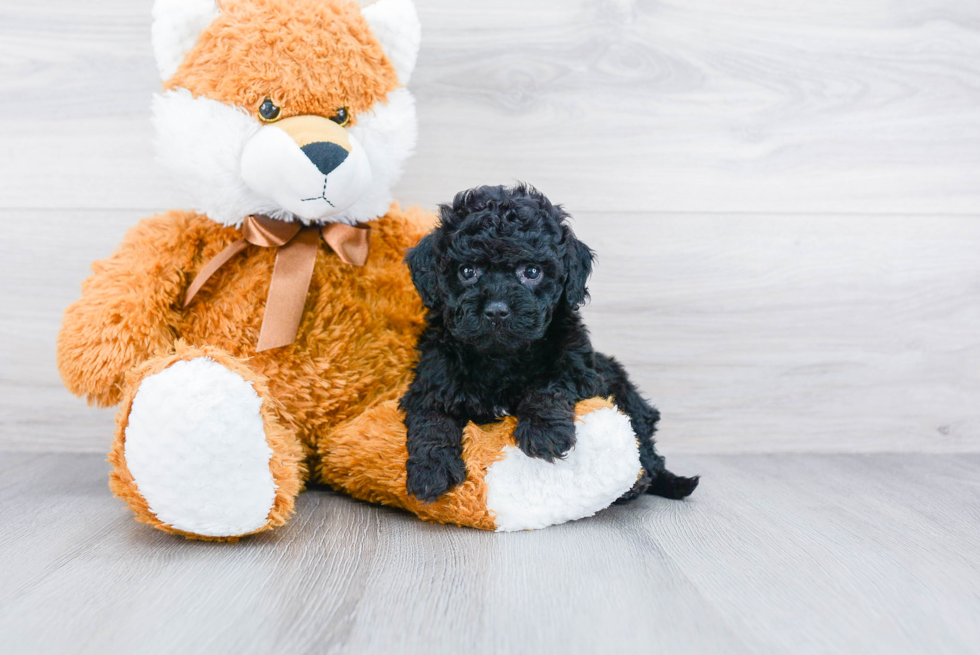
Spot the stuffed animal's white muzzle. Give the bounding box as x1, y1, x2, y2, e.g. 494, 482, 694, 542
240, 115, 373, 221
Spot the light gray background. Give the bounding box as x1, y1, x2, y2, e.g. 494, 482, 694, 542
2, 0, 979, 454
1, 2, 979, 654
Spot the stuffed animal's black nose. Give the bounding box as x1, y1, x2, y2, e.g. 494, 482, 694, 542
301, 141, 349, 176
483, 301, 511, 322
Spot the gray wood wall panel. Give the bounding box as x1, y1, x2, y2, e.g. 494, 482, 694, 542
577, 213, 980, 453
4, 209, 978, 453
1, 0, 979, 213
1, 1, 979, 452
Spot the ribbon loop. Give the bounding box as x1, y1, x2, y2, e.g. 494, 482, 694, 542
183, 215, 371, 352
242, 214, 303, 248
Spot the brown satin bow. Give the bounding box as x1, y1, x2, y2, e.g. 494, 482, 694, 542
184, 214, 371, 352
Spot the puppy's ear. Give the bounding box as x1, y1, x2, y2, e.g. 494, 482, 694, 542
405, 232, 441, 309
563, 236, 595, 308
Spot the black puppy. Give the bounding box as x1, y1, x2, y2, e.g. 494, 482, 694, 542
401, 184, 699, 503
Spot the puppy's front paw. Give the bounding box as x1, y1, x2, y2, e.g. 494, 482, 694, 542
406, 453, 468, 503
514, 418, 577, 462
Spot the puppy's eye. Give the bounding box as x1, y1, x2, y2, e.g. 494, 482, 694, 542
518, 264, 543, 285
459, 264, 481, 283
330, 108, 350, 127
259, 99, 282, 122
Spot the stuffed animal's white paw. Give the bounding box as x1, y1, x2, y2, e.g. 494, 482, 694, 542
124, 357, 278, 537
484, 407, 641, 532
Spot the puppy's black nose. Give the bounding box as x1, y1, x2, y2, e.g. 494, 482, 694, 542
483, 301, 511, 322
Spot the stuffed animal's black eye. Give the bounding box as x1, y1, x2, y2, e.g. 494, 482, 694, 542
259, 99, 281, 122
523, 265, 541, 280
330, 108, 350, 127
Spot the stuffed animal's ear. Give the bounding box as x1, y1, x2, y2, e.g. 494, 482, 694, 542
152, 0, 220, 81
405, 232, 441, 309
563, 236, 595, 308
362, 0, 421, 86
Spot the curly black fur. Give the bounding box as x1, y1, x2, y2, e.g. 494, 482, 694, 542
400, 184, 699, 503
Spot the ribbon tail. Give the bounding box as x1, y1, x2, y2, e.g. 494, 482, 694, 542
184, 239, 249, 308
321, 223, 371, 266
256, 228, 321, 352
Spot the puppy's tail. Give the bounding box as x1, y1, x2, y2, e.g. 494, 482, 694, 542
646, 469, 700, 500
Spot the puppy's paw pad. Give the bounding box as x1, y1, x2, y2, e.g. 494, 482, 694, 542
406, 456, 467, 502
514, 419, 576, 462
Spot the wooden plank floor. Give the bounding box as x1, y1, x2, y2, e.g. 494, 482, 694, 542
1, 452, 978, 655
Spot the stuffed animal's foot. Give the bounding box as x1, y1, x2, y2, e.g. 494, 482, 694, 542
318, 397, 640, 532
485, 400, 642, 531
109, 345, 305, 540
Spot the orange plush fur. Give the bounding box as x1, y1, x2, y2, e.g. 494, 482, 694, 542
61, 204, 438, 538
168, 0, 398, 124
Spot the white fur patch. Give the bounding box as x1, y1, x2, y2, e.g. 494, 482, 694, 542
124, 358, 278, 538
485, 408, 642, 532
362, 0, 422, 85
152, 0, 220, 81
154, 87, 417, 227
338, 87, 417, 224
153, 89, 276, 227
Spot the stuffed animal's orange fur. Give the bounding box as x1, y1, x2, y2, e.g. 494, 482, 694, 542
60, 205, 437, 535
168, 0, 398, 123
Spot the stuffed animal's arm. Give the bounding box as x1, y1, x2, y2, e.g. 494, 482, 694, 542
57, 212, 199, 407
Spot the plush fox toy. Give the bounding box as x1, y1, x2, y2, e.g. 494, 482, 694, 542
57, 0, 644, 539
